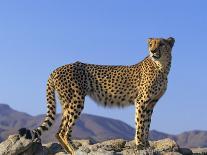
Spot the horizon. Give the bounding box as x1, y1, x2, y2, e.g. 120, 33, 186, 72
1, 102, 206, 136
0, 1, 207, 135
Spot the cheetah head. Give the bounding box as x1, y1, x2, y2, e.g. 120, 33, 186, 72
148, 37, 175, 61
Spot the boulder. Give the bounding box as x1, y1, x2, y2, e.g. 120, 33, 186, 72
150, 138, 179, 152
0, 134, 48, 155
0, 134, 204, 155
191, 147, 207, 154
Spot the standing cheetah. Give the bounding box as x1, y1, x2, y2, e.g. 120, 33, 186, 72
19, 37, 175, 155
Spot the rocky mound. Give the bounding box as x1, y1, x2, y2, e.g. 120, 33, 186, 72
0, 134, 199, 155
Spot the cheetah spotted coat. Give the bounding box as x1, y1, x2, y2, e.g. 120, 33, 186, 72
19, 37, 175, 155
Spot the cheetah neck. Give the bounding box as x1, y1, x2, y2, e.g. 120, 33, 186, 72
142, 54, 172, 75
147, 53, 172, 75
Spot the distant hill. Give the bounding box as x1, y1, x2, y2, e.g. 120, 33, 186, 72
0, 103, 134, 143
175, 130, 207, 148
0, 103, 207, 148
149, 130, 207, 148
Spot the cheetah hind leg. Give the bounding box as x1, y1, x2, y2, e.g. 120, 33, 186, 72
56, 102, 84, 154
56, 133, 75, 155
56, 113, 76, 155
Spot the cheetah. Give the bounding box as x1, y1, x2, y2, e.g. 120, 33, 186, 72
19, 37, 175, 155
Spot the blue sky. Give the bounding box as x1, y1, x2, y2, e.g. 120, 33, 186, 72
0, 1, 207, 134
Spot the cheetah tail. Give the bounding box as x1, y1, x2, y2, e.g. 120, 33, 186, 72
19, 75, 56, 139
30, 75, 56, 139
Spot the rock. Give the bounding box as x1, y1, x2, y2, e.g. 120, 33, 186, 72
78, 145, 91, 153
43, 142, 64, 154
122, 148, 160, 155
73, 139, 95, 146
0, 134, 48, 155
179, 148, 193, 155
161, 153, 182, 155
90, 139, 126, 152
75, 150, 88, 155
124, 140, 136, 149
54, 152, 68, 155
151, 138, 179, 152
88, 149, 116, 155
0, 134, 195, 155
20, 142, 47, 155
191, 147, 207, 154
0, 134, 34, 155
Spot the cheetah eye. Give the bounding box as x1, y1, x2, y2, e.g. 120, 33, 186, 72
159, 42, 164, 47
149, 43, 152, 47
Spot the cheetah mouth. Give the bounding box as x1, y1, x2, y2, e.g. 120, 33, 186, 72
151, 51, 161, 59
152, 54, 161, 59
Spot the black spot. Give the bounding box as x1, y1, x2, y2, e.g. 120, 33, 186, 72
52, 110, 56, 115
74, 115, 78, 119
49, 107, 54, 111
77, 105, 82, 108
48, 114, 55, 120
47, 120, 52, 127
36, 129, 41, 135
65, 104, 69, 109
48, 101, 53, 105
62, 129, 66, 134
25, 130, 32, 139
41, 125, 48, 131
34, 131, 39, 138
18, 128, 32, 139
18, 128, 27, 136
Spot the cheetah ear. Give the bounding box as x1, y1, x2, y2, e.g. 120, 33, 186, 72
167, 37, 175, 48
148, 38, 152, 44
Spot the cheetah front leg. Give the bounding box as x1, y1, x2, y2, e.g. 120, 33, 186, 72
134, 96, 151, 150
143, 99, 157, 147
